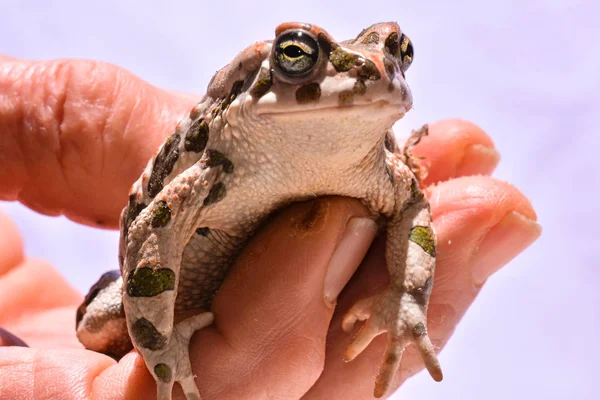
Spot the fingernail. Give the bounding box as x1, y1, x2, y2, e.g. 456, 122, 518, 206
0, 327, 28, 347
458, 144, 501, 176
323, 217, 378, 305
471, 211, 542, 286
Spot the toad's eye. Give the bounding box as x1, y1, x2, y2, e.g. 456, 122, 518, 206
399, 33, 414, 72
274, 31, 319, 76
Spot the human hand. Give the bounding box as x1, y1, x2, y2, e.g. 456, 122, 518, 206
0, 57, 541, 399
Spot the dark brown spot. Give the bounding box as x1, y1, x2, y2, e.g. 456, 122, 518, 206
203, 182, 227, 206
229, 80, 245, 100
154, 363, 172, 382
412, 322, 427, 337
385, 350, 399, 364
352, 23, 379, 43
151, 200, 171, 228
383, 57, 396, 80
338, 90, 354, 106
200, 149, 234, 173
211, 102, 222, 119
131, 318, 167, 350
148, 134, 181, 198
296, 83, 321, 104
353, 80, 367, 95
361, 31, 380, 45
384, 31, 401, 59
410, 277, 433, 305
220, 80, 244, 112
329, 47, 361, 72
125, 194, 146, 231
358, 59, 381, 81
250, 68, 272, 99
196, 227, 210, 236
317, 32, 336, 56
184, 119, 209, 153
126, 267, 175, 297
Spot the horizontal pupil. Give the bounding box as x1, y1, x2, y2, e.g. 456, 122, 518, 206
284, 45, 304, 58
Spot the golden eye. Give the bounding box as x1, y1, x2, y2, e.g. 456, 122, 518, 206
274, 31, 319, 76
399, 33, 414, 72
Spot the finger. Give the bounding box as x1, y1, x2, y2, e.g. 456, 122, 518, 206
0, 57, 198, 228
93, 197, 378, 400
303, 176, 541, 399
0, 347, 115, 399
0, 257, 82, 325
410, 119, 501, 186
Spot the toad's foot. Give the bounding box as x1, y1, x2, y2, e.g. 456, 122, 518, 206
342, 288, 442, 398
146, 312, 214, 400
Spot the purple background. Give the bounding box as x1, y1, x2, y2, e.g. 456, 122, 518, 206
1, 1, 598, 399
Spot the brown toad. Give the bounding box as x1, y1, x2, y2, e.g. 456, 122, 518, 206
76, 21, 442, 399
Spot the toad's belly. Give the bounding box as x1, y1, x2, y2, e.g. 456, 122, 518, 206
175, 226, 248, 312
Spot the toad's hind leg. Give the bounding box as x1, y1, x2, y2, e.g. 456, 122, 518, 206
123, 163, 218, 400
152, 313, 214, 400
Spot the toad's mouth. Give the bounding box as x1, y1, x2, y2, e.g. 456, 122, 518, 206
257, 100, 407, 119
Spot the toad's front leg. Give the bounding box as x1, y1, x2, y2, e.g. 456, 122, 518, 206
343, 180, 442, 398
123, 164, 216, 400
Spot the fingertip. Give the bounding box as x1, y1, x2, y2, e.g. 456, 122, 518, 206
427, 175, 538, 223
422, 175, 540, 335
457, 143, 501, 177
412, 119, 499, 185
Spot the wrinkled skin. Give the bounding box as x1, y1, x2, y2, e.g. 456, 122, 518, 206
79, 21, 441, 399
0, 47, 540, 400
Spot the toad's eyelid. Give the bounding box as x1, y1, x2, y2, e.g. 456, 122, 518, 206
280, 41, 312, 54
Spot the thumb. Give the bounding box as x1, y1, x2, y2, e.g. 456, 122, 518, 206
204, 196, 379, 399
